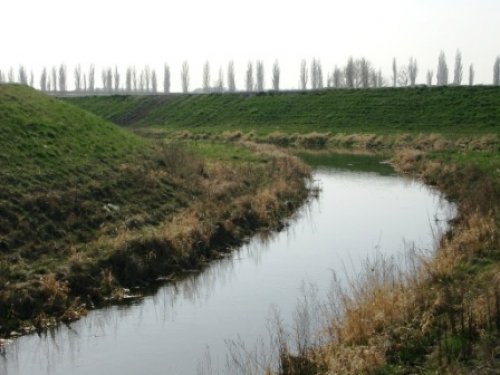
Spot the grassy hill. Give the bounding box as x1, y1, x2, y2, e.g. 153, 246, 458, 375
66, 86, 500, 135
0, 84, 146, 183
0, 84, 309, 337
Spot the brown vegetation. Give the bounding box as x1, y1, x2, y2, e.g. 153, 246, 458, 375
275, 149, 500, 374
0, 142, 310, 338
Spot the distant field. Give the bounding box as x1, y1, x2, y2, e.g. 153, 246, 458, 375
66, 86, 500, 135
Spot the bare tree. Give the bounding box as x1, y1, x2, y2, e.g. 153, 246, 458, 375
327, 72, 333, 88
151, 70, 157, 93
311, 59, 318, 89
83, 73, 87, 91
398, 67, 410, 87
377, 69, 384, 87
469, 64, 475, 86
333, 66, 343, 88
0, 70, 3, 83
144, 66, 151, 92
453, 50, 463, 85
50, 66, 57, 91
256, 60, 264, 91
408, 57, 418, 86
494, 56, 500, 85
317, 60, 324, 89
139, 71, 145, 91
58, 64, 67, 92
18, 66, 28, 85
101, 69, 107, 91
227, 61, 236, 92
74, 65, 82, 91
311, 58, 324, 89
8, 67, 15, 83
88, 65, 95, 92
392, 57, 397, 87
436, 51, 449, 86
359, 58, 370, 88
426, 70, 434, 86
370, 70, 378, 88
101, 67, 113, 92
114, 66, 120, 92
272, 60, 280, 91
107, 68, 113, 92
202, 61, 210, 93
40, 68, 48, 91
215, 67, 224, 93
163, 64, 170, 93
132, 66, 137, 91
345, 57, 355, 88
181, 61, 190, 93
299, 59, 308, 90
29, 71, 34, 87
245, 61, 254, 92
126, 67, 132, 92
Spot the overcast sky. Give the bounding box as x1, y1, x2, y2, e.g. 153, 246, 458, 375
1, 0, 499, 91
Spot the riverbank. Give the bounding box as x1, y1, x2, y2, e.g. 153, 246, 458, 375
0, 85, 311, 339
65, 87, 499, 372
269, 147, 499, 374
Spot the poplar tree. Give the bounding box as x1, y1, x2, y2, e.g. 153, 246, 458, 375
272, 60, 280, 91
453, 50, 463, 85
392, 57, 397, 87
468, 64, 475, 86
436, 51, 449, 86
163, 64, 170, 93
494, 57, 500, 85
151, 70, 157, 93
126, 67, 132, 92
114, 66, 120, 92
58, 64, 67, 92
202, 61, 211, 93
227, 61, 236, 92
246, 62, 254, 92
88, 65, 95, 92
74, 65, 82, 91
40, 68, 48, 91
426, 70, 433, 86
299, 59, 308, 90
181, 61, 190, 93
18, 66, 28, 85
256, 61, 264, 91
408, 57, 418, 86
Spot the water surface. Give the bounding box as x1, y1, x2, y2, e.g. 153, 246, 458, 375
0, 156, 455, 375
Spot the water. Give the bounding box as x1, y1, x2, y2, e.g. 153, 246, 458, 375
0, 156, 456, 375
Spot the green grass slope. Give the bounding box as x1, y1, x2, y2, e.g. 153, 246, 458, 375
1, 84, 146, 183
66, 86, 500, 134
0, 84, 310, 336
0, 85, 183, 328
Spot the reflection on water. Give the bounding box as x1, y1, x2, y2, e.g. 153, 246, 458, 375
0, 165, 456, 375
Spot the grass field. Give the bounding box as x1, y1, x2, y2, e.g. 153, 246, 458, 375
67, 86, 500, 135
0, 84, 310, 338
3, 84, 499, 373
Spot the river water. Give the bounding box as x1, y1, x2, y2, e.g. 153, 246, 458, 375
0, 154, 456, 375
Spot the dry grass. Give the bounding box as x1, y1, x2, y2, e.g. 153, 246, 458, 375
266, 150, 500, 375
1, 140, 311, 337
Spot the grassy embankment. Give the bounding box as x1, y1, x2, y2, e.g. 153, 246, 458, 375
0, 84, 310, 338
69, 87, 500, 373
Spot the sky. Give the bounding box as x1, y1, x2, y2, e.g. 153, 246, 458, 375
1, 0, 499, 91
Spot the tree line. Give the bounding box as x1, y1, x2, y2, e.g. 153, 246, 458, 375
1, 51, 499, 94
